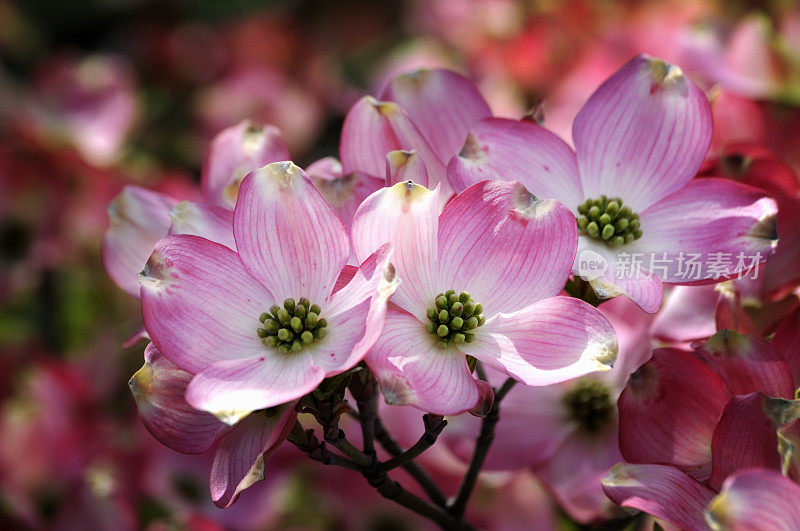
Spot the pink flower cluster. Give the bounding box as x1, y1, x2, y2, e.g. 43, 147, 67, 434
104, 54, 792, 526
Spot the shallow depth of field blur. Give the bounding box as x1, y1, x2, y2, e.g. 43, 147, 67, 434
1, 0, 799, 529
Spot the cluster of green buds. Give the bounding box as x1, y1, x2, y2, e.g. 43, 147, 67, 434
563, 379, 615, 433
258, 297, 327, 353
576, 196, 642, 246
426, 290, 485, 348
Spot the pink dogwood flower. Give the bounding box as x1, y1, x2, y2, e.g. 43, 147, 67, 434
129, 343, 296, 507
448, 54, 779, 312
139, 161, 399, 424
351, 179, 618, 415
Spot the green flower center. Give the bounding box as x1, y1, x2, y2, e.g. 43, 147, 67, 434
563, 380, 615, 433
426, 290, 485, 348
576, 196, 642, 246
257, 297, 327, 353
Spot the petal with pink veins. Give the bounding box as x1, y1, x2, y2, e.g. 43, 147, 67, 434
698, 330, 795, 398
706, 469, 800, 531
103, 185, 176, 297
437, 180, 577, 312
233, 162, 349, 304
139, 235, 272, 373
650, 285, 720, 343
366, 309, 482, 415
129, 343, 228, 454
601, 463, 715, 531
461, 297, 617, 386
352, 181, 439, 319
385, 150, 429, 187
340, 96, 450, 195
618, 348, 731, 469
187, 353, 322, 425
210, 404, 297, 508
168, 201, 236, 250
708, 392, 800, 491
447, 117, 583, 207
380, 68, 491, 163
627, 178, 778, 283
201, 120, 290, 209
573, 54, 712, 212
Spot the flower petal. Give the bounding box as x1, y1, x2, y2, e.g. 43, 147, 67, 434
573, 55, 712, 211
706, 469, 800, 530
312, 244, 400, 373
129, 343, 228, 454
187, 354, 323, 424
380, 68, 491, 162
103, 185, 176, 297
697, 330, 795, 399
385, 150, 429, 187
201, 120, 290, 209
707, 392, 798, 491
650, 285, 720, 343
366, 309, 481, 415
233, 162, 349, 304
168, 200, 235, 250
447, 117, 583, 207
773, 308, 800, 385
339, 96, 449, 194
139, 235, 272, 373
438, 180, 578, 312
210, 404, 297, 508
461, 296, 618, 386
618, 348, 731, 470
629, 178, 779, 283
352, 181, 439, 319
601, 463, 715, 531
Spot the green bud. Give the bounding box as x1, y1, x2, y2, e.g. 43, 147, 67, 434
615, 218, 629, 231
464, 317, 479, 330
588, 205, 600, 220
309, 304, 321, 315
606, 200, 620, 217
634, 229, 643, 239
283, 298, 296, 312
620, 206, 632, 218
437, 324, 449, 337
477, 315, 486, 326
427, 308, 438, 321
301, 331, 314, 343
451, 302, 464, 316
577, 215, 589, 230
445, 289, 456, 298
290, 316, 303, 333
577, 203, 588, 215
317, 318, 327, 328
629, 219, 640, 231
601, 224, 615, 240
453, 333, 466, 344
257, 328, 268, 338
438, 340, 450, 349
426, 322, 436, 334
277, 308, 291, 325
291, 339, 303, 352
465, 333, 476, 343
436, 295, 448, 309
448, 293, 459, 306
612, 236, 625, 246
463, 301, 476, 316
270, 304, 281, 317
277, 328, 292, 341
587, 222, 599, 237
259, 312, 269, 323
264, 320, 279, 334
263, 336, 278, 348
459, 292, 470, 303
624, 233, 635, 244
306, 312, 319, 328
474, 303, 483, 315
298, 297, 311, 308
599, 213, 611, 226
451, 316, 464, 330
295, 304, 307, 318
314, 328, 327, 340
438, 309, 449, 322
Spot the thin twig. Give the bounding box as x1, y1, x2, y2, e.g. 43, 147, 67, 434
381, 414, 447, 472
374, 416, 449, 507
448, 377, 517, 517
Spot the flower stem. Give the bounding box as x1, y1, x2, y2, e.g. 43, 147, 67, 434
381, 414, 447, 472
447, 376, 517, 518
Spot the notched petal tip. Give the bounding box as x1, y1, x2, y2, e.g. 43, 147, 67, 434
749, 211, 779, 247
128, 363, 153, 398
386, 149, 418, 169
510, 183, 558, 219
254, 160, 303, 186
138, 250, 172, 290
601, 463, 633, 486
387, 179, 436, 206
458, 133, 486, 161
646, 57, 685, 87
588, 335, 618, 371
211, 407, 253, 427
365, 95, 400, 116
379, 374, 415, 406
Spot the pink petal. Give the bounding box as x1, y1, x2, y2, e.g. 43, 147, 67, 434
650, 285, 720, 343
385, 150, 429, 187
698, 330, 795, 398
574, 236, 664, 313
201, 120, 290, 209
618, 348, 731, 469
365, 309, 482, 415
210, 404, 297, 508
339, 96, 449, 194
129, 343, 228, 454
139, 235, 272, 373
630, 178, 778, 283
187, 354, 322, 425
573, 55, 712, 211
352, 181, 440, 319
773, 308, 800, 385
103, 185, 176, 297
438, 180, 577, 312
462, 296, 617, 386
536, 428, 624, 524
446, 117, 583, 208
707, 392, 792, 491
312, 244, 400, 373
233, 162, 349, 305
380, 68, 491, 162
706, 469, 800, 531
306, 157, 384, 237
167, 201, 236, 250
601, 463, 715, 531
